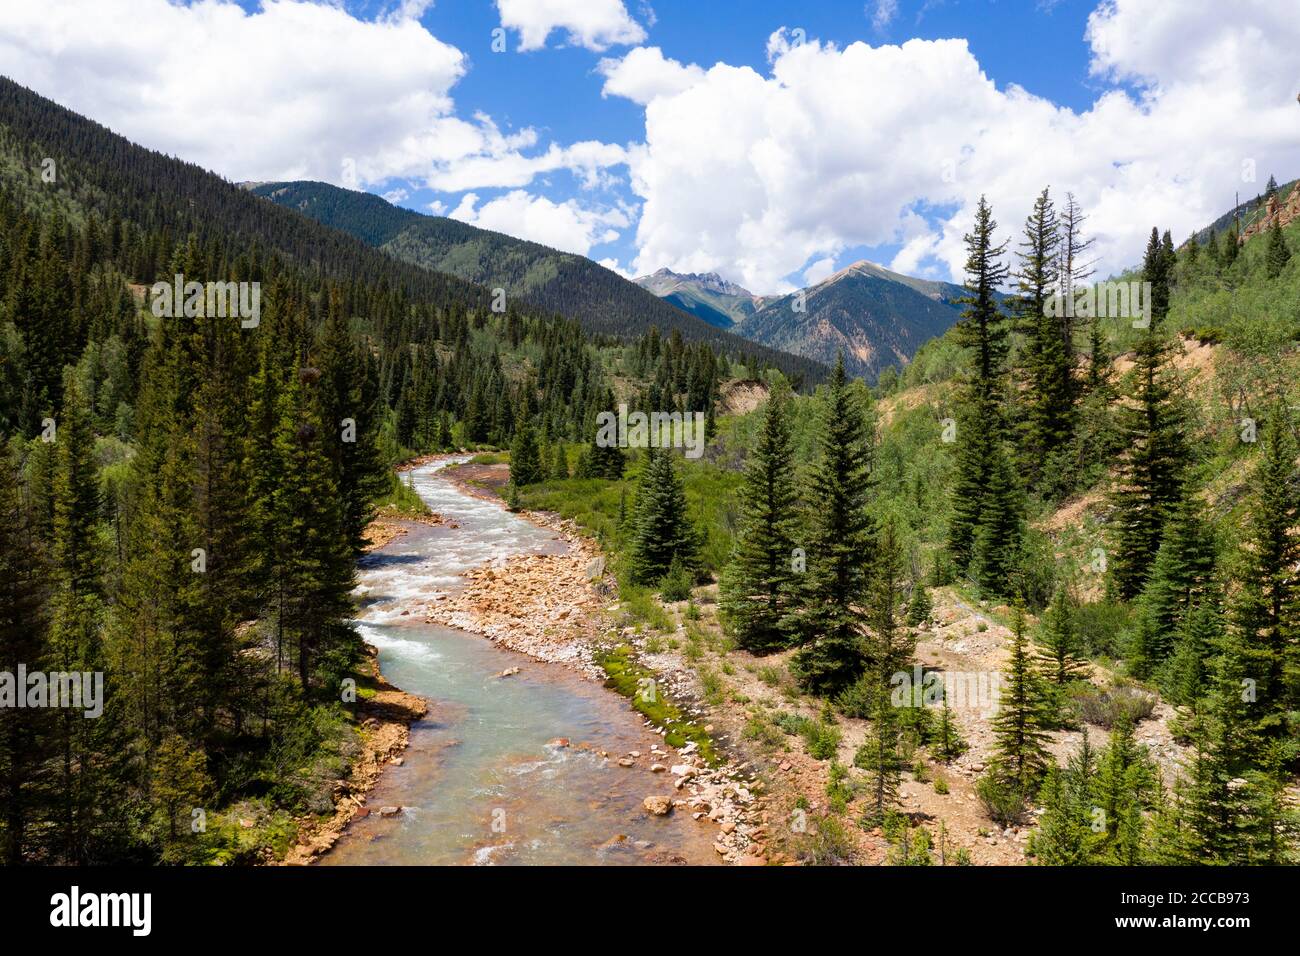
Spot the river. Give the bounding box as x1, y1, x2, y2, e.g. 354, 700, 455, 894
320, 459, 718, 865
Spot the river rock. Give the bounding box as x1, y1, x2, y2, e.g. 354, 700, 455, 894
643, 795, 673, 816
379, 806, 402, 818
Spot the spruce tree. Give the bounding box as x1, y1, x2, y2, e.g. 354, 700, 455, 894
970, 439, 1023, 598
789, 354, 876, 695
990, 608, 1053, 792
948, 196, 1010, 570
1264, 218, 1291, 279
629, 446, 699, 585
1164, 599, 1223, 709
0, 454, 50, 864
719, 382, 800, 651
1028, 731, 1099, 865
854, 690, 903, 826
1128, 492, 1217, 680
1038, 585, 1084, 685
1108, 233, 1188, 599
47, 373, 121, 863
509, 410, 542, 486
1093, 713, 1157, 864
1012, 187, 1073, 493
1230, 408, 1300, 739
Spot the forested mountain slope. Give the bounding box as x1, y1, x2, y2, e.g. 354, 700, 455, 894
247, 179, 826, 386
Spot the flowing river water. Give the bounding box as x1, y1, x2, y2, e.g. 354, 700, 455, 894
320, 459, 719, 866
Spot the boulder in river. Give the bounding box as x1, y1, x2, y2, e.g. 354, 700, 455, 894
642, 795, 673, 816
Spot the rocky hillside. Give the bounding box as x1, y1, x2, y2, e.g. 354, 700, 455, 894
735, 260, 971, 381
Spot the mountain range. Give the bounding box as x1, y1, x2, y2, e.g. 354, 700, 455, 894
245, 180, 825, 384
249, 180, 971, 383
638, 261, 974, 380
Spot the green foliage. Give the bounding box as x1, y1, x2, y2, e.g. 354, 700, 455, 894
718, 382, 801, 651
989, 609, 1054, 791
789, 355, 877, 694
629, 447, 700, 585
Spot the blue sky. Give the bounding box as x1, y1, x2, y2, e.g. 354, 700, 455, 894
353, 0, 1119, 286
2, 1, 1295, 292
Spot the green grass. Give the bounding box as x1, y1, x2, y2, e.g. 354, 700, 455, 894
596, 644, 720, 765
373, 471, 431, 517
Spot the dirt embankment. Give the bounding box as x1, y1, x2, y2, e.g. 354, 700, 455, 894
281, 645, 427, 865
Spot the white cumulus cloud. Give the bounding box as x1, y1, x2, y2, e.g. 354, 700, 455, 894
450, 190, 630, 256
607, 4, 1300, 292
597, 47, 705, 105
497, 0, 646, 52
0, 0, 627, 199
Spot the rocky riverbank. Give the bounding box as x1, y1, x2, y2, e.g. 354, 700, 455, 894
434, 462, 771, 864
281, 644, 428, 865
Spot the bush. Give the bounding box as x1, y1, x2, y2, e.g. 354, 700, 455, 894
805, 721, 842, 760
1068, 679, 1157, 729
660, 553, 693, 602
976, 773, 1026, 827
1072, 599, 1133, 658
795, 813, 854, 865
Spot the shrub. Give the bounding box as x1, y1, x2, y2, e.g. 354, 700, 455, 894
976, 772, 1026, 826
660, 554, 693, 602
1072, 600, 1134, 658
795, 814, 854, 865
1068, 679, 1157, 729
803, 720, 842, 761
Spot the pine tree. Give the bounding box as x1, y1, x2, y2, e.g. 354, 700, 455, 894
869, 520, 914, 681
0, 454, 50, 864
970, 439, 1023, 598
905, 581, 932, 626
1038, 585, 1084, 685
789, 354, 876, 695
509, 410, 542, 486
854, 689, 903, 826
990, 608, 1053, 792
320, 295, 388, 555
1230, 408, 1300, 740
948, 196, 1010, 570
47, 373, 122, 863
1029, 730, 1099, 865
1093, 714, 1157, 864
1108, 234, 1188, 599
629, 446, 699, 585
1165, 599, 1223, 709
1013, 188, 1073, 493
719, 382, 800, 651
1055, 192, 1096, 366
1178, 632, 1296, 864
1264, 218, 1291, 279
1128, 492, 1217, 680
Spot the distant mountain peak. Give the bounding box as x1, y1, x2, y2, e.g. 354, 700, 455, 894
638, 256, 972, 381
637, 267, 754, 299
